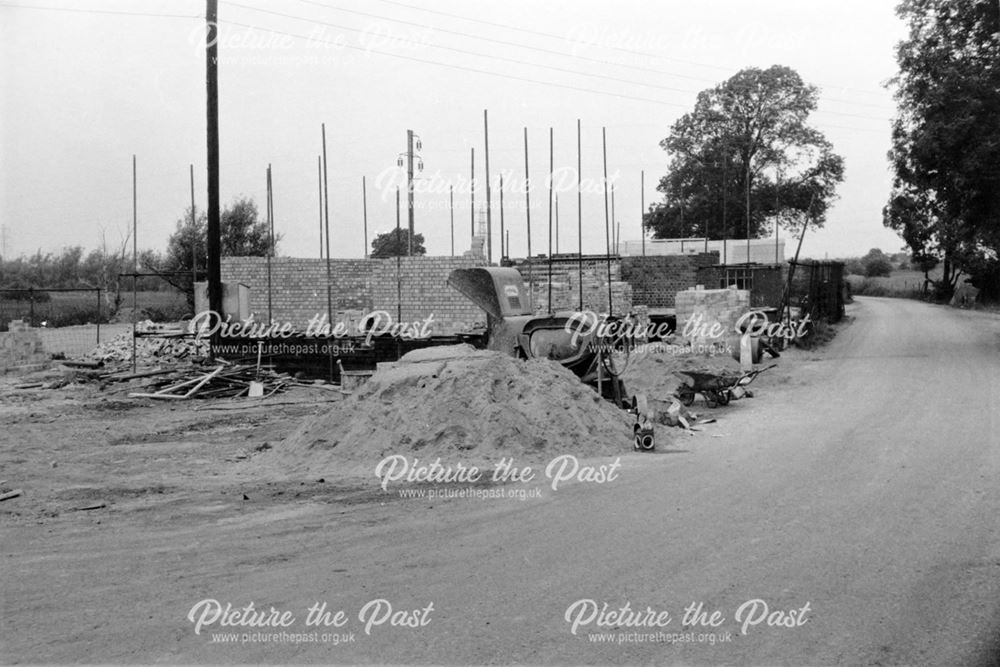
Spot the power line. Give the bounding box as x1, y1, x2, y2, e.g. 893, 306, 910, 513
226, 1, 892, 122
219, 18, 692, 108
314, 0, 895, 105
225, 1, 700, 97
0, 2, 201, 20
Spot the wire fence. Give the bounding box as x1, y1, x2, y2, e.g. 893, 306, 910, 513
0, 280, 192, 360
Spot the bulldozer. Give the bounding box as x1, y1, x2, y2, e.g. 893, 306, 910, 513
448, 267, 654, 450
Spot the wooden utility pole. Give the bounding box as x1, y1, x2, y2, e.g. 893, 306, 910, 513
205, 0, 222, 329
132, 155, 137, 373
470, 148, 475, 238
449, 185, 455, 257
406, 129, 415, 256
577, 119, 583, 310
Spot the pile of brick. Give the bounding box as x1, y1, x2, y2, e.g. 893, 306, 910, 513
0, 320, 49, 375
83, 321, 209, 366
674, 286, 750, 350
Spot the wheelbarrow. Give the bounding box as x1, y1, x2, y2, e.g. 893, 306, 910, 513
674, 365, 776, 408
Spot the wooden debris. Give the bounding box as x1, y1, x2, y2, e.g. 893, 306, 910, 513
0, 489, 24, 502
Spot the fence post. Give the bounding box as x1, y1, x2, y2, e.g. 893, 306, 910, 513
96, 288, 101, 345
28, 287, 34, 325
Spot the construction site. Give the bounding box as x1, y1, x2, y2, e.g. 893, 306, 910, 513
8, 0, 1000, 665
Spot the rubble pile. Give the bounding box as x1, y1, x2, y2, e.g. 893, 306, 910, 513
272, 345, 634, 473
83, 321, 208, 365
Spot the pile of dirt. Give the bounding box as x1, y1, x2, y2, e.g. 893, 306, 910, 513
619, 345, 744, 400
269, 345, 634, 474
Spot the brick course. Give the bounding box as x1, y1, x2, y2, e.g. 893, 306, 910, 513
220, 256, 487, 334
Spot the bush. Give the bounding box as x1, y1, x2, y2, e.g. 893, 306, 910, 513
864, 257, 893, 277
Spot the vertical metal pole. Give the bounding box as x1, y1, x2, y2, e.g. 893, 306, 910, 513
602, 128, 613, 316
266, 165, 273, 324
499, 173, 505, 260
322, 123, 333, 381
547, 127, 554, 314
96, 288, 101, 345
722, 152, 728, 265
577, 119, 583, 311
317, 155, 323, 258
555, 194, 559, 255
190, 163, 197, 296
611, 183, 616, 253
523, 128, 533, 308
362, 175, 369, 258
641, 170, 646, 257
396, 187, 402, 325
483, 109, 492, 264
407, 129, 414, 256
746, 162, 751, 264
205, 0, 222, 338
449, 185, 455, 257
131, 154, 137, 373
775, 167, 780, 264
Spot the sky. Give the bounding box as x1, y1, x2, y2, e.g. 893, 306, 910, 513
0, 0, 908, 263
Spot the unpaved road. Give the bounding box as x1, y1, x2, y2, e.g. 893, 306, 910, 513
3, 297, 1000, 665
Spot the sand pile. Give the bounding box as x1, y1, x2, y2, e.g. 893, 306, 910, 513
271, 345, 634, 474
619, 346, 744, 400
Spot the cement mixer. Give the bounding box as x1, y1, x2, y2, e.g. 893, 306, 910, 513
447, 267, 631, 409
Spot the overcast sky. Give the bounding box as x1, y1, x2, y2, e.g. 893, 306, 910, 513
1, 0, 908, 262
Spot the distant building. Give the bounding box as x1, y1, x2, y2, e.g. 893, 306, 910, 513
618, 237, 785, 265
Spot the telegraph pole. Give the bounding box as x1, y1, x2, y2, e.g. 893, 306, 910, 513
205, 0, 222, 328
399, 130, 422, 256
407, 130, 414, 255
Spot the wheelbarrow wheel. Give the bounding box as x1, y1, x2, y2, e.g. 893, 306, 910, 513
716, 390, 731, 406
705, 391, 719, 408
677, 388, 695, 407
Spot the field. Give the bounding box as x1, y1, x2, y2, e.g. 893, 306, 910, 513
846, 268, 940, 298
0, 290, 190, 331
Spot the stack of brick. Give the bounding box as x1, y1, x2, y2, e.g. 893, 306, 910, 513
674, 287, 750, 352
0, 320, 49, 375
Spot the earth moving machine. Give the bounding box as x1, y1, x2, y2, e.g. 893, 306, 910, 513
447, 267, 654, 450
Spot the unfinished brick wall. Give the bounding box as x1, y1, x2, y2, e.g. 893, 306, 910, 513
697, 264, 786, 309
221, 256, 487, 333
369, 256, 489, 332
620, 252, 719, 309
510, 256, 632, 314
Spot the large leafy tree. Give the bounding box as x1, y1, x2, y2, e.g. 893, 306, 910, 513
370, 228, 426, 258
646, 65, 844, 243
885, 0, 1000, 300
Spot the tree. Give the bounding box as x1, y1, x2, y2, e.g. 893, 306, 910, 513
645, 65, 844, 243
370, 229, 426, 258
861, 248, 893, 278
886, 0, 1000, 301
156, 196, 280, 307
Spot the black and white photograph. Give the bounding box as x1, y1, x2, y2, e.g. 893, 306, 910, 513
2, 0, 1000, 664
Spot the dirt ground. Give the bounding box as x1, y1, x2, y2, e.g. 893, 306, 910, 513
2, 319, 842, 664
